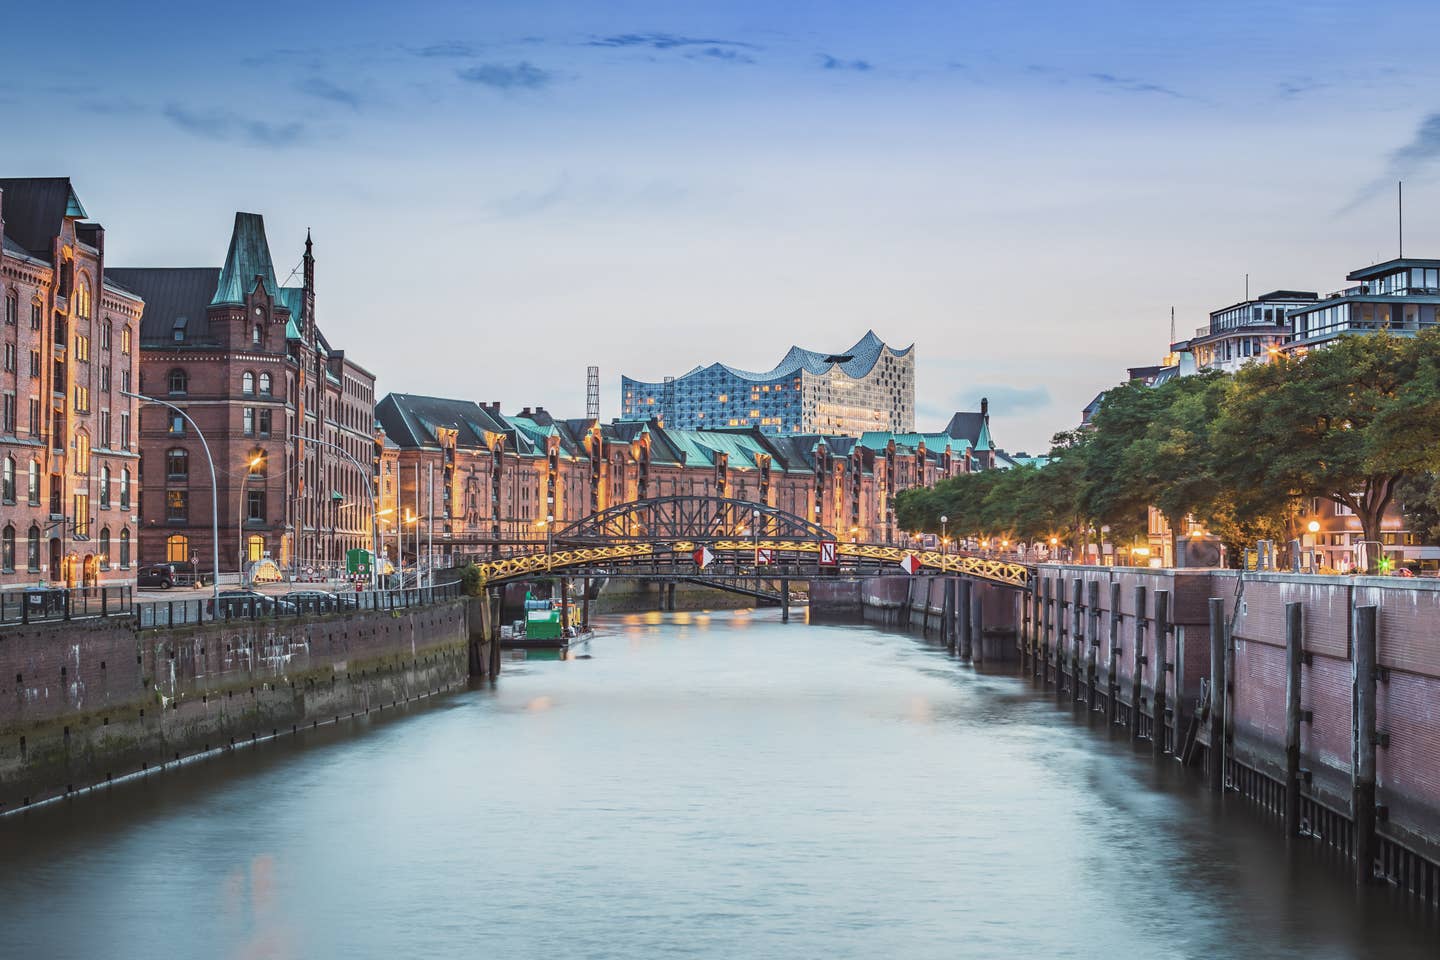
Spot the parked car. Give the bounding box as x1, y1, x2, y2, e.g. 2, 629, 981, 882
207, 590, 297, 619
137, 563, 179, 589
283, 590, 359, 614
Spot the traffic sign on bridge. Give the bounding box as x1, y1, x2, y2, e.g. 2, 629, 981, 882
693, 546, 715, 569
898, 553, 922, 575
755, 547, 774, 565
818, 541, 838, 566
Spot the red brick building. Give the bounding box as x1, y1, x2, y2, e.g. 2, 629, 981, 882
0, 178, 143, 587
111, 213, 376, 578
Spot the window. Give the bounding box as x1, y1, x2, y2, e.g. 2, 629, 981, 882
74, 333, 90, 362
252, 323, 262, 346
120, 411, 130, 449
3, 292, 14, 325
166, 448, 189, 480
121, 368, 131, 393
99, 410, 111, 447
258, 409, 271, 437
3, 343, 14, 371
27, 525, 40, 572
168, 368, 188, 395
74, 275, 92, 319
243, 407, 254, 436
73, 494, 89, 538
246, 489, 266, 523
242, 371, 255, 395
1, 456, 12, 503
2, 392, 13, 433
30, 302, 41, 331
99, 465, 111, 508
74, 385, 90, 413
102, 320, 112, 351
29, 349, 39, 378
27, 460, 39, 504
259, 372, 272, 395
1, 525, 12, 573
119, 468, 130, 509
119, 528, 130, 568
172, 317, 187, 342
165, 534, 188, 563
99, 528, 111, 569
100, 366, 110, 393
166, 489, 188, 522
169, 413, 185, 435
74, 430, 90, 474
247, 534, 265, 562
248, 449, 267, 477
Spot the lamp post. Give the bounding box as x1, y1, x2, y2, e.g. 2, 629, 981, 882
940, 515, 948, 554
236, 452, 265, 581
122, 390, 220, 606
304, 435, 382, 590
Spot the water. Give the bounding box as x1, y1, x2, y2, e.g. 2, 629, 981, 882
1, 609, 1436, 959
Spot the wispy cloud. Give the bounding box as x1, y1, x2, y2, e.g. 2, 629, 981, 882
298, 76, 363, 109
163, 104, 307, 148
457, 62, 555, 91
689, 46, 755, 65
588, 33, 754, 51
79, 97, 147, 116
1342, 111, 1440, 214
1277, 76, 1325, 99
820, 54, 872, 72
1088, 72, 1187, 99
413, 41, 475, 59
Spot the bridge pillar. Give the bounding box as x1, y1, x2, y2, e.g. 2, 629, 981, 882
666, 581, 676, 612
958, 579, 973, 661
781, 579, 790, 623
939, 579, 952, 649
969, 582, 985, 664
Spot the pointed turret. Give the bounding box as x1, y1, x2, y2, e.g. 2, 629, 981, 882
211, 212, 278, 306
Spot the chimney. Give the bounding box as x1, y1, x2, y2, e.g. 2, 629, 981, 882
520, 406, 532, 417
980, 396, 988, 418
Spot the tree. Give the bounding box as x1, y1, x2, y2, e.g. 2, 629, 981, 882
1078, 383, 1161, 546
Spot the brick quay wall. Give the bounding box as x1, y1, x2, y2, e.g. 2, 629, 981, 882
1, 600, 473, 812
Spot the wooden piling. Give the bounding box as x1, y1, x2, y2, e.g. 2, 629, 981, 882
958, 579, 974, 660
1072, 578, 1084, 702
1353, 604, 1378, 885
1040, 577, 1052, 684
1208, 597, 1227, 793
781, 579, 790, 623
1131, 584, 1146, 741
1086, 579, 1100, 709
1283, 600, 1303, 830
970, 583, 984, 664
582, 577, 591, 631
1153, 589, 1170, 758
1108, 581, 1122, 724
940, 578, 954, 649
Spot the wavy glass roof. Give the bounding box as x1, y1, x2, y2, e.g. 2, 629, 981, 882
665, 330, 911, 384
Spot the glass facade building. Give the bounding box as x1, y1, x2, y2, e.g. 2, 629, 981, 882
620, 331, 915, 437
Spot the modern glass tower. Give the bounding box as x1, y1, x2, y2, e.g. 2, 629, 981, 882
620, 331, 915, 437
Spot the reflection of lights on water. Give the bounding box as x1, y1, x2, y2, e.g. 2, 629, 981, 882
908, 696, 933, 724
526, 696, 554, 712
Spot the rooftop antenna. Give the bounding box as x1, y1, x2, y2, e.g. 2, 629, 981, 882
1169, 306, 1175, 346
1245, 273, 1249, 301
1399, 180, 1404, 258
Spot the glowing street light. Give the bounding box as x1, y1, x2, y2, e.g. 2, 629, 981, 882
940, 515, 949, 552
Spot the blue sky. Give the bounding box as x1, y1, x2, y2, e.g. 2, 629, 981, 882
8, 0, 1440, 450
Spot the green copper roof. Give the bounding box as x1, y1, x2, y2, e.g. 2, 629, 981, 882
65, 187, 87, 219
211, 212, 279, 306
975, 419, 992, 452
857, 431, 968, 453
276, 286, 304, 339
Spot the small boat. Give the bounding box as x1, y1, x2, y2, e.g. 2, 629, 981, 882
501, 590, 594, 656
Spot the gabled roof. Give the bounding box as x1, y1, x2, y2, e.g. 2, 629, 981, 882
108, 267, 222, 345
376, 394, 515, 451
212, 212, 279, 306
943, 411, 984, 446
631, 330, 912, 386
857, 431, 969, 457
0, 177, 86, 259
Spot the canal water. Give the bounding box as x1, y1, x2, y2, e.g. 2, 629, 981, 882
1, 609, 1436, 959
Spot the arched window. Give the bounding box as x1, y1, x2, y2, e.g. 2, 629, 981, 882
247, 534, 265, 562
166, 448, 189, 480
259, 372, 272, 396
27, 525, 40, 571
27, 460, 39, 505
119, 468, 131, 509
74, 431, 90, 475
99, 528, 111, 569
98, 464, 111, 508
102, 319, 113, 351
121, 325, 131, 354
1, 456, 13, 503
242, 371, 255, 395
168, 368, 188, 395
4, 290, 15, 325
118, 528, 131, 568
252, 323, 262, 346
75, 273, 92, 318
165, 534, 189, 563
0, 525, 12, 572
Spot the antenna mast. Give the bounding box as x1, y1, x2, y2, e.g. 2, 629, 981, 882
1399, 181, 1404, 258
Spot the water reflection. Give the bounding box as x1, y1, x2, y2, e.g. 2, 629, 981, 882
0, 609, 1435, 960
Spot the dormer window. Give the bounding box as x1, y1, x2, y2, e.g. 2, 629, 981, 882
173, 316, 188, 342
252, 323, 262, 346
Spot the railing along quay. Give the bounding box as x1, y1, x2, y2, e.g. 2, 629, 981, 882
135, 581, 464, 629
0, 586, 134, 626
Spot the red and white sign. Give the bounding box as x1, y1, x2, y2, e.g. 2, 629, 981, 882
693, 546, 715, 569
818, 540, 838, 566
755, 547, 774, 565
898, 553, 922, 575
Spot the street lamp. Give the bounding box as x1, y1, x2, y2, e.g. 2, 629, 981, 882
940, 515, 948, 554
122, 390, 220, 606
236, 452, 265, 580
304, 435, 383, 590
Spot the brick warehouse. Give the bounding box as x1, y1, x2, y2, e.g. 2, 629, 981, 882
111, 214, 377, 577
0, 179, 143, 588
373, 393, 998, 569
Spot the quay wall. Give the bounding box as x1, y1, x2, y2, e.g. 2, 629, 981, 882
1025, 564, 1440, 901
0, 600, 472, 812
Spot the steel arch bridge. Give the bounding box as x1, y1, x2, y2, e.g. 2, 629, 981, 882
466, 496, 1029, 589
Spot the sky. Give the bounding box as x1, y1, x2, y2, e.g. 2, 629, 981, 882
7, 0, 1440, 452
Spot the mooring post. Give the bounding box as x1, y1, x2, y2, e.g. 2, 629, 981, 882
1153, 589, 1170, 758
582, 577, 591, 631
1040, 576, 1052, 684
1108, 581, 1122, 724
488, 588, 502, 678
1208, 597, 1227, 793
1055, 577, 1066, 697
1353, 604, 1379, 885
1071, 578, 1084, 702
970, 583, 984, 664
781, 578, 790, 623
1086, 579, 1101, 709
940, 578, 953, 649
1131, 584, 1146, 741
959, 578, 973, 660
1283, 600, 1303, 831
